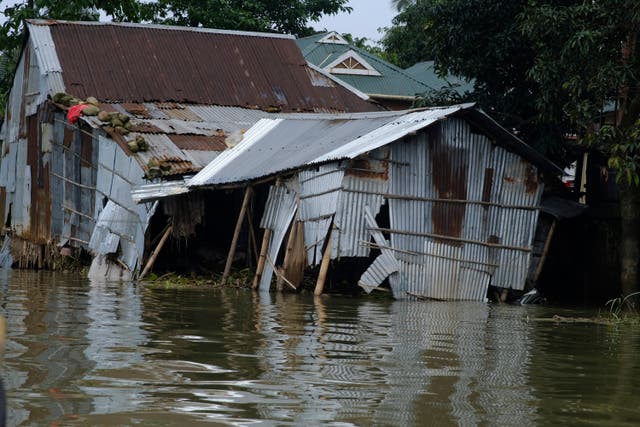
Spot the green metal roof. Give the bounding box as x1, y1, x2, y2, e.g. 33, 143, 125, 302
404, 61, 474, 95
297, 32, 434, 98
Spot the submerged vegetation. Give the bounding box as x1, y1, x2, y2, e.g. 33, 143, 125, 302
604, 292, 640, 322
142, 268, 256, 289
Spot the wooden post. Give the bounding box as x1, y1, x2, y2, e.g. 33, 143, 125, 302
277, 219, 298, 291
533, 219, 557, 283
252, 178, 281, 290
222, 186, 253, 283
314, 228, 333, 296
139, 224, 173, 280
247, 205, 259, 265
252, 228, 272, 290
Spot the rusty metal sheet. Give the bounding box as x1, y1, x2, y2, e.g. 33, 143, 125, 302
168, 135, 226, 151
35, 20, 378, 113
384, 118, 545, 300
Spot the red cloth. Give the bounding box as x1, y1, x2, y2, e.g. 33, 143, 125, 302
67, 104, 87, 124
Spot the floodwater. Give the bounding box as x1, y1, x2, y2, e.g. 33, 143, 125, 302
1, 271, 640, 426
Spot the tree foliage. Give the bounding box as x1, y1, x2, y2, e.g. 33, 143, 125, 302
381, 1, 434, 68
521, 0, 640, 184
144, 0, 350, 37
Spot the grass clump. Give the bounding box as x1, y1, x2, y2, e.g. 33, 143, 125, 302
142, 268, 254, 289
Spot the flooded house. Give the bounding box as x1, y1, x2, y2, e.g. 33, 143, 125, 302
0, 19, 380, 277
137, 103, 563, 301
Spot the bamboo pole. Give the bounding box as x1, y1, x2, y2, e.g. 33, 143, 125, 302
277, 220, 298, 291
252, 228, 272, 290
532, 219, 557, 283
314, 229, 333, 296
252, 179, 281, 290
139, 224, 173, 280
247, 205, 259, 265
222, 186, 253, 283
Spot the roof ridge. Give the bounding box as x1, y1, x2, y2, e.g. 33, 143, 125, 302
347, 45, 436, 90
26, 19, 295, 40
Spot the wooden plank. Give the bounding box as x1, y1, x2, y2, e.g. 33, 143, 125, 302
139, 224, 173, 280
314, 228, 333, 296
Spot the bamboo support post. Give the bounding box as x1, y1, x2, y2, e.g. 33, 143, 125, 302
252, 229, 272, 290
222, 186, 253, 283
247, 206, 259, 265
139, 224, 173, 280
314, 229, 333, 296
277, 220, 298, 291
252, 178, 281, 290
533, 219, 557, 283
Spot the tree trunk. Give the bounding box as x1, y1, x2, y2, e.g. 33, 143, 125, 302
619, 183, 640, 296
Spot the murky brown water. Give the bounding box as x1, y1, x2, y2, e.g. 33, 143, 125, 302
2, 270, 640, 426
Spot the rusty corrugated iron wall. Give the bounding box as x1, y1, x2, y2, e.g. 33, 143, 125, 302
382, 118, 542, 300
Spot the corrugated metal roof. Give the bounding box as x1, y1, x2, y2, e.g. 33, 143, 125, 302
131, 180, 191, 204
404, 61, 474, 95
188, 104, 559, 188
297, 32, 434, 97
187, 114, 395, 186
81, 103, 277, 177
28, 24, 65, 100
28, 20, 378, 113
189, 104, 559, 187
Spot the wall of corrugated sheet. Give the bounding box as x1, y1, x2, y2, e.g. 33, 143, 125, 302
299, 164, 344, 265
89, 134, 156, 271
333, 148, 389, 258
27, 24, 65, 108
254, 117, 543, 299
385, 118, 542, 300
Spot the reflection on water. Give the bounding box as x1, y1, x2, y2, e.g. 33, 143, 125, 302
1, 270, 639, 426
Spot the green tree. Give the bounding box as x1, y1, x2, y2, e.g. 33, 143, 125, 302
521, 0, 640, 296
340, 32, 388, 59
142, 0, 351, 37
382, 1, 434, 68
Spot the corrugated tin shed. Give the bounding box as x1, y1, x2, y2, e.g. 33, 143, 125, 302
29, 20, 379, 113
179, 104, 561, 300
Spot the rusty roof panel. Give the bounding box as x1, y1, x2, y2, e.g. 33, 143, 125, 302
121, 102, 152, 118
37, 20, 378, 113
168, 135, 227, 151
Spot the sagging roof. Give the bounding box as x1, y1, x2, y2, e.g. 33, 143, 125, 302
187, 103, 562, 188
27, 20, 379, 113
81, 103, 280, 177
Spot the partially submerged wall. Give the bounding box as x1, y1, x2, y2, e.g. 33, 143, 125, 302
255, 118, 544, 301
